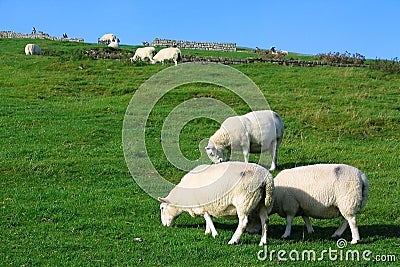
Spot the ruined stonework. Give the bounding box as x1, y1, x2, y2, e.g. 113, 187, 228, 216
0, 31, 84, 42
151, 38, 236, 52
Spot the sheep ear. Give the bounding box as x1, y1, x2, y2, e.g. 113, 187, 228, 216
158, 197, 169, 203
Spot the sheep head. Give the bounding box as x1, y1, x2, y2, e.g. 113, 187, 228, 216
158, 197, 182, 227
205, 141, 223, 164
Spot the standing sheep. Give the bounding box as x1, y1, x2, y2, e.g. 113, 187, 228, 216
130, 47, 156, 62
270, 164, 369, 244
205, 110, 284, 171
151, 47, 181, 65
24, 44, 42, 55
99, 33, 117, 45
108, 39, 120, 48
158, 162, 274, 245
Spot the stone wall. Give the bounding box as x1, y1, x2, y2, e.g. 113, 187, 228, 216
0, 31, 84, 42
181, 55, 366, 67
151, 38, 236, 52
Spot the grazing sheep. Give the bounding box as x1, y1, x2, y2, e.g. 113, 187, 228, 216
108, 39, 119, 48
270, 164, 369, 244
130, 47, 156, 62
158, 162, 274, 245
205, 110, 284, 171
99, 33, 116, 45
151, 47, 181, 65
24, 44, 42, 55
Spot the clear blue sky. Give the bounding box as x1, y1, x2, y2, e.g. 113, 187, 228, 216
1, 0, 398, 59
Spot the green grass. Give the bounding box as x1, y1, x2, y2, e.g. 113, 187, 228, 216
1, 38, 399, 266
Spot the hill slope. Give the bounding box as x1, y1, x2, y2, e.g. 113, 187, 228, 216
1, 38, 399, 266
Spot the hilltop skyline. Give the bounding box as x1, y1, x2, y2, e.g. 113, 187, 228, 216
1, 0, 399, 59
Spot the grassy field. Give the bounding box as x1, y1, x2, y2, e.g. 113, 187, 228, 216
1, 38, 399, 266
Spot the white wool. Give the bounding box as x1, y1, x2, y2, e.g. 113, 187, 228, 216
24, 44, 41, 55
99, 33, 116, 42
206, 110, 284, 170
151, 47, 181, 65
130, 47, 155, 62
209, 128, 231, 149
270, 163, 369, 244
159, 162, 274, 245
108, 41, 119, 48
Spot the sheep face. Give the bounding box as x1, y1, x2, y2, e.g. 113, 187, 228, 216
159, 199, 182, 227
205, 143, 223, 163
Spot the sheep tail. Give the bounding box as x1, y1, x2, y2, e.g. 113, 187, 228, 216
360, 171, 369, 209
264, 174, 274, 213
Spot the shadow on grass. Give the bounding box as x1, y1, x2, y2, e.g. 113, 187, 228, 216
269, 224, 400, 243
175, 222, 400, 244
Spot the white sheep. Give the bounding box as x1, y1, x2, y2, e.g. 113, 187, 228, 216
24, 44, 42, 55
158, 162, 274, 245
99, 33, 116, 44
205, 110, 284, 171
270, 164, 369, 244
108, 40, 119, 48
151, 47, 181, 66
130, 47, 156, 62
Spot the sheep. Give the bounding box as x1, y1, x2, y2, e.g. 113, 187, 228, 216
270, 164, 369, 244
108, 39, 120, 48
130, 47, 156, 62
99, 33, 116, 45
24, 44, 42, 55
205, 110, 284, 171
158, 162, 274, 245
151, 47, 181, 66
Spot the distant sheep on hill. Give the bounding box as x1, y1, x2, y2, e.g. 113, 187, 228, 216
108, 39, 120, 48
130, 47, 156, 62
24, 44, 42, 55
151, 47, 181, 65
99, 33, 117, 45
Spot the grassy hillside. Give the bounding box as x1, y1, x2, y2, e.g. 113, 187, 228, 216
1, 38, 399, 266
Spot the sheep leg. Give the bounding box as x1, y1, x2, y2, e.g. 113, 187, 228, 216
347, 216, 361, 244
332, 218, 348, 238
203, 212, 218, 238
242, 150, 249, 163
302, 216, 314, 233
228, 213, 248, 245
258, 206, 269, 246
282, 215, 294, 238
269, 141, 278, 171
205, 220, 210, 234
